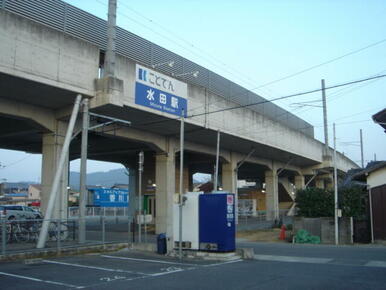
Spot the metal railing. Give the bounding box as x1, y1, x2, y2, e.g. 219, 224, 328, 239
0, 218, 76, 256
68, 207, 129, 218
0, 215, 155, 257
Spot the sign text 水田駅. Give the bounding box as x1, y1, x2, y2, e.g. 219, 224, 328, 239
135, 64, 187, 117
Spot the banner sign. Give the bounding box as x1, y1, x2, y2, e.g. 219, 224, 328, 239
135, 64, 187, 117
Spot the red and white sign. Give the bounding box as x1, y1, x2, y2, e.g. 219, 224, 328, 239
227, 195, 234, 205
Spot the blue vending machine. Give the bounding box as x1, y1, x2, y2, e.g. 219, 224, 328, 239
199, 193, 235, 252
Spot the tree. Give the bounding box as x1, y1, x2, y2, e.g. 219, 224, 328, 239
340, 185, 366, 218
295, 186, 366, 218
295, 187, 334, 217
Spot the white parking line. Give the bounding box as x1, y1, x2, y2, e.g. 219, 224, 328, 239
101, 255, 199, 266
0, 271, 84, 289
42, 260, 149, 275
150, 269, 185, 276
254, 254, 332, 264
202, 259, 243, 267
365, 261, 386, 268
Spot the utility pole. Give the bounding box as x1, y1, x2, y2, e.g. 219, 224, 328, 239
321, 79, 329, 155
79, 98, 89, 244
37, 95, 82, 248
333, 123, 339, 245
104, 0, 117, 77
179, 109, 185, 260
213, 130, 220, 191
360, 129, 364, 168
138, 151, 144, 243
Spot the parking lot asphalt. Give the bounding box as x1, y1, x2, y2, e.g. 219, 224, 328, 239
1, 245, 386, 290
0, 250, 241, 289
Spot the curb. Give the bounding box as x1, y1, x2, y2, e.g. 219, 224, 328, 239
0, 242, 128, 262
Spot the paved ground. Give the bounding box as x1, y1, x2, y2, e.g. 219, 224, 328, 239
1, 242, 386, 289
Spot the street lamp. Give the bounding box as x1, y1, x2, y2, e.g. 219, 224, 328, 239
151, 60, 174, 69
174, 71, 199, 78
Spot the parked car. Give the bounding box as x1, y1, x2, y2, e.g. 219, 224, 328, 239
0, 205, 43, 220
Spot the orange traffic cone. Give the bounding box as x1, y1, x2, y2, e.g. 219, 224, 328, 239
279, 224, 286, 240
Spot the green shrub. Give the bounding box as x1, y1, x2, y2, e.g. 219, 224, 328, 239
295, 186, 366, 218
340, 185, 366, 218
295, 187, 334, 217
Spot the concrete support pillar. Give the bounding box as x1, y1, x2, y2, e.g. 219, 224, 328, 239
222, 155, 238, 223
294, 175, 305, 191
188, 170, 195, 192
175, 164, 189, 193
315, 178, 325, 189
222, 162, 237, 194
41, 121, 68, 219
155, 152, 175, 248
265, 167, 279, 221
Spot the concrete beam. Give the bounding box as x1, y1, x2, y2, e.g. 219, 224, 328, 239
94, 124, 168, 153
0, 97, 55, 132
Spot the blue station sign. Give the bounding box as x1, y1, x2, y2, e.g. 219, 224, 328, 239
135, 64, 188, 117
91, 188, 128, 207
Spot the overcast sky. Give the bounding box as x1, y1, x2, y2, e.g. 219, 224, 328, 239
0, 0, 385, 182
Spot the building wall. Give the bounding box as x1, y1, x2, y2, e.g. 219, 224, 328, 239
28, 185, 41, 200
368, 167, 386, 188
238, 189, 293, 211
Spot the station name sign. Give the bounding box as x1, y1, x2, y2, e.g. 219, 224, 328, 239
135, 64, 188, 117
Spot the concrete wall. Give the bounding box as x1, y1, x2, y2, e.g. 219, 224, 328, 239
0, 10, 98, 96
368, 167, 386, 188
0, 9, 358, 174
111, 54, 326, 163
293, 217, 353, 244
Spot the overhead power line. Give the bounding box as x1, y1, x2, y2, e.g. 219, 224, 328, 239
252, 37, 386, 90
133, 72, 386, 128
188, 73, 386, 118
95, 0, 386, 119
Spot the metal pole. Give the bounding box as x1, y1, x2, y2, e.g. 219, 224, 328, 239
56, 219, 61, 253
79, 99, 89, 244
333, 123, 339, 245
360, 129, 364, 168
179, 109, 185, 260
37, 94, 82, 248
214, 130, 220, 191
138, 151, 144, 243
104, 0, 116, 77
128, 216, 131, 246
144, 209, 147, 243
321, 79, 329, 155
102, 216, 105, 249
1, 218, 6, 256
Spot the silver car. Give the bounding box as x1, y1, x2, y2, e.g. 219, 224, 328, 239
0, 205, 43, 220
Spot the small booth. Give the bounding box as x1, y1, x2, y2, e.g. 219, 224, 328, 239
173, 192, 235, 252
